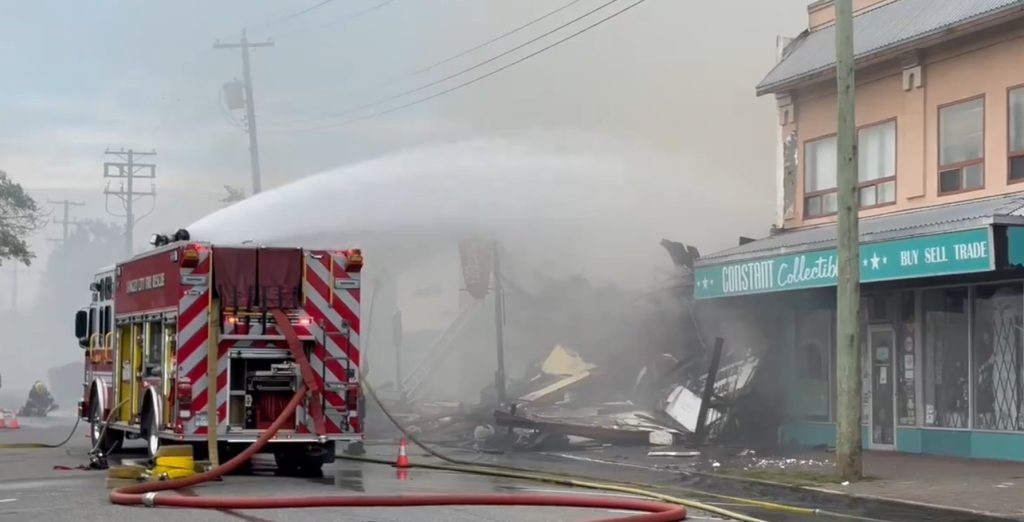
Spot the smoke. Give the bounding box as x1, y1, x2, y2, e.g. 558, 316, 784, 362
191, 135, 751, 283
187, 135, 736, 403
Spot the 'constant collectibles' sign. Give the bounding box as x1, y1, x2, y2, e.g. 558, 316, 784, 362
125, 273, 166, 294
694, 228, 993, 299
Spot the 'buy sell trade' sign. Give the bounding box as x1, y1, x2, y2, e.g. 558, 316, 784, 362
694, 228, 993, 299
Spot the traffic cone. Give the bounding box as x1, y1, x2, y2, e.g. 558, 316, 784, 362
0, 416, 7, 429
7, 415, 19, 430
394, 437, 410, 469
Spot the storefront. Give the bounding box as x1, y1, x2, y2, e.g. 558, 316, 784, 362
694, 195, 1024, 460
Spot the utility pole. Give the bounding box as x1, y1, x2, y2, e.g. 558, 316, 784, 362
492, 242, 508, 404
47, 199, 85, 244
214, 29, 274, 195
835, 0, 862, 481
103, 149, 157, 258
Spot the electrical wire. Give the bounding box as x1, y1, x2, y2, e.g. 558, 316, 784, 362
276, 0, 645, 131
415, 0, 587, 76
273, 0, 398, 39
265, 0, 588, 127
271, 0, 337, 25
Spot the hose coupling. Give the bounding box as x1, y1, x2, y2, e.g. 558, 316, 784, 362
142, 492, 158, 507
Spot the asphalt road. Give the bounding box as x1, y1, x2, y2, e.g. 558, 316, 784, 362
0, 416, 723, 521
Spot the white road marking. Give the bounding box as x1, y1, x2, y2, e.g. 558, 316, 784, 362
0, 498, 15, 503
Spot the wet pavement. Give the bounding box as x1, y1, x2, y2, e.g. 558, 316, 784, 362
0, 416, 724, 521
398, 440, 1021, 522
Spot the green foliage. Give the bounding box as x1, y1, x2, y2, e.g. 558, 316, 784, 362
0, 171, 46, 267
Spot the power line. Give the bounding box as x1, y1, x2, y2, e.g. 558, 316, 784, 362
275, 0, 624, 128
267, 0, 586, 126
274, 0, 398, 38
272, 0, 337, 25
413, 0, 587, 76
289, 0, 648, 132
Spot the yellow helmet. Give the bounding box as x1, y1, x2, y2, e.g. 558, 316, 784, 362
33, 381, 46, 394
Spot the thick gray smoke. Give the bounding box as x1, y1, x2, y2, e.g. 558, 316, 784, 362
187, 137, 740, 403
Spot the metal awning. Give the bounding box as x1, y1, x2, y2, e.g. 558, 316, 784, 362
694, 194, 1024, 299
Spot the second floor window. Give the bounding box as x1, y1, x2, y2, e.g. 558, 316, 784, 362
939, 97, 984, 194
858, 121, 896, 207
1010, 87, 1024, 182
805, 136, 838, 218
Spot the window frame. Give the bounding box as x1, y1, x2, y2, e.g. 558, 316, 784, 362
803, 133, 839, 219
857, 118, 898, 210
1008, 85, 1024, 184
937, 94, 986, 196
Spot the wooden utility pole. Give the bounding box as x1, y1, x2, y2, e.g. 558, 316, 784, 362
835, 0, 862, 481
492, 242, 508, 404
47, 199, 85, 244
214, 30, 274, 195
103, 148, 157, 257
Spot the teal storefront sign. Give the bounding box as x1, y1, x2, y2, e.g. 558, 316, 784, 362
694, 228, 993, 299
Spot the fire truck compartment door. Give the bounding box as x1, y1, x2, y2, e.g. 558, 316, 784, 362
257, 248, 302, 309
213, 248, 257, 309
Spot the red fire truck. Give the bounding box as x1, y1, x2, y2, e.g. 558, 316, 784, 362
75, 234, 363, 472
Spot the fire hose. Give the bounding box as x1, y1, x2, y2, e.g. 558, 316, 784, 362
109, 383, 686, 521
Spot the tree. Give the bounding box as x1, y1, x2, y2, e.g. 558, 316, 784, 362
0, 171, 46, 267
28, 219, 123, 403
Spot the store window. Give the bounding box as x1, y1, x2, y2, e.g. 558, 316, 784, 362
794, 309, 833, 421
938, 97, 984, 194
1010, 88, 1024, 182
896, 292, 917, 426
973, 283, 1024, 431
922, 288, 969, 428
858, 120, 896, 207
804, 136, 837, 218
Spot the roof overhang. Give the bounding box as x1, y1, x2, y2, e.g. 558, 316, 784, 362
756, 2, 1024, 96
694, 195, 1024, 300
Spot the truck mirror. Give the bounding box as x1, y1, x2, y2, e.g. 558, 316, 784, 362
75, 310, 88, 347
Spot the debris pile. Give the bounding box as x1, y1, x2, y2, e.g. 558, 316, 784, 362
378, 238, 765, 456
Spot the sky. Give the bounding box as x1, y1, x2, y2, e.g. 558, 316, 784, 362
0, 0, 812, 307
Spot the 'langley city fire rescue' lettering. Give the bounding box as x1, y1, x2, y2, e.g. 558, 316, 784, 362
125, 273, 166, 294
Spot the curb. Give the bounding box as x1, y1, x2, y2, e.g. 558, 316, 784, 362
688, 469, 1021, 522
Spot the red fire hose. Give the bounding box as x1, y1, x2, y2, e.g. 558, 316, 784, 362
109, 384, 687, 521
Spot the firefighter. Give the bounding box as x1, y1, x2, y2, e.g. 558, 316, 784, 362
19, 381, 58, 417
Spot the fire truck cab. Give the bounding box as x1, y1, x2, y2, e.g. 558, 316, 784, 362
75, 237, 364, 472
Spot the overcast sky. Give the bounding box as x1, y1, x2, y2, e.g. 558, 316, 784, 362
0, 0, 811, 303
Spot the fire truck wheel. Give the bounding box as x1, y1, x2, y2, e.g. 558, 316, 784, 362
142, 409, 160, 460
90, 395, 121, 455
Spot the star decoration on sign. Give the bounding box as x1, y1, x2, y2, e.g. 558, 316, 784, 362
862, 253, 889, 270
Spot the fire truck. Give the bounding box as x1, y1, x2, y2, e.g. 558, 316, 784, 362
74, 232, 364, 472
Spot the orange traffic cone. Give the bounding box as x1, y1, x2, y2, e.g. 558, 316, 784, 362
0, 416, 7, 429
7, 415, 19, 429
394, 437, 410, 469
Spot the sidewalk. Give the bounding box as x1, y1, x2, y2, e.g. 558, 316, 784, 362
693, 447, 1024, 520
813, 451, 1024, 518
524, 444, 1024, 520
